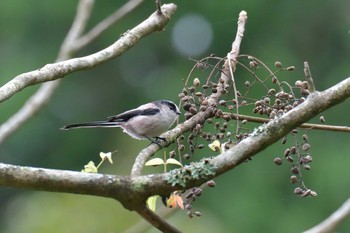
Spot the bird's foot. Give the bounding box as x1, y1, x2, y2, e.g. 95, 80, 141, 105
146, 136, 167, 147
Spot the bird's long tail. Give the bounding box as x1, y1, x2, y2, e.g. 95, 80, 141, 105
61, 121, 121, 130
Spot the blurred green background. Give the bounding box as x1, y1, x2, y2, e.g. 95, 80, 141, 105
0, 0, 349, 232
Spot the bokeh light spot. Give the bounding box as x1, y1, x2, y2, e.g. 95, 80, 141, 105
172, 14, 213, 56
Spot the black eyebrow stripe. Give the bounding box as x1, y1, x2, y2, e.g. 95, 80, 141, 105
160, 100, 176, 109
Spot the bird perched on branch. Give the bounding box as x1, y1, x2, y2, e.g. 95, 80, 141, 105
61, 100, 181, 143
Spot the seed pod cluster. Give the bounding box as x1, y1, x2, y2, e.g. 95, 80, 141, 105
274, 131, 315, 197
182, 57, 317, 199
252, 89, 306, 119
185, 187, 206, 218
295, 79, 311, 97
294, 188, 317, 197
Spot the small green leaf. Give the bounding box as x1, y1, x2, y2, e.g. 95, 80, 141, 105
166, 158, 183, 167
147, 195, 159, 211
145, 158, 165, 167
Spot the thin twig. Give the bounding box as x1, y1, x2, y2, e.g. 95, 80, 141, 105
0, 4, 176, 102
228, 53, 240, 135
121, 207, 175, 233
136, 206, 182, 233
74, 0, 145, 51
303, 198, 350, 233
226, 113, 350, 133
239, 54, 284, 92
59, 0, 95, 58
131, 10, 248, 177
155, 0, 162, 14
304, 61, 316, 92
227, 11, 247, 136
0, 0, 94, 145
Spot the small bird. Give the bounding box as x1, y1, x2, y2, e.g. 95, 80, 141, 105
61, 100, 181, 143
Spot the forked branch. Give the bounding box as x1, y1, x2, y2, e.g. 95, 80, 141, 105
0, 3, 176, 103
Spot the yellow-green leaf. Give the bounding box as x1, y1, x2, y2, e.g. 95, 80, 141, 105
145, 158, 165, 166
82, 161, 98, 173
99, 152, 113, 164
147, 195, 159, 211
166, 158, 183, 167
209, 140, 222, 153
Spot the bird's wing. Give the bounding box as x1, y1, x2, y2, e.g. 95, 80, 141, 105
107, 108, 160, 122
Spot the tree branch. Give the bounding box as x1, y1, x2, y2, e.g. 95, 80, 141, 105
0, 77, 349, 196
58, 0, 95, 58
0, 3, 176, 103
74, 0, 145, 51
136, 206, 181, 233
1, 6, 349, 233
0, 163, 164, 210
304, 61, 316, 93
227, 113, 350, 133
303, 198, 350, 233
0, 2, 176, 145
0, 77, 349, 233
130, 107, 214, 177
131, 10, 248, 177
0, 0, 94, 145
122, 207, 175, 233
212, 77, 350, 175
1, 3, 175, 232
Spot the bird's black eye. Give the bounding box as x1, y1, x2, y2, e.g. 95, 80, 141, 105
169, 105, 178, 113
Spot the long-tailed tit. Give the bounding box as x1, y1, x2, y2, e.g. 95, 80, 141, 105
61, 100, 181, 142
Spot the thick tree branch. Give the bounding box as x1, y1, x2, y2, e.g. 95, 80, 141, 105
0, 163, 167, 210
0, 77, 350, 188
212, 77, 350, 175
0, 77, 349, 233
1, 78, 348, 202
